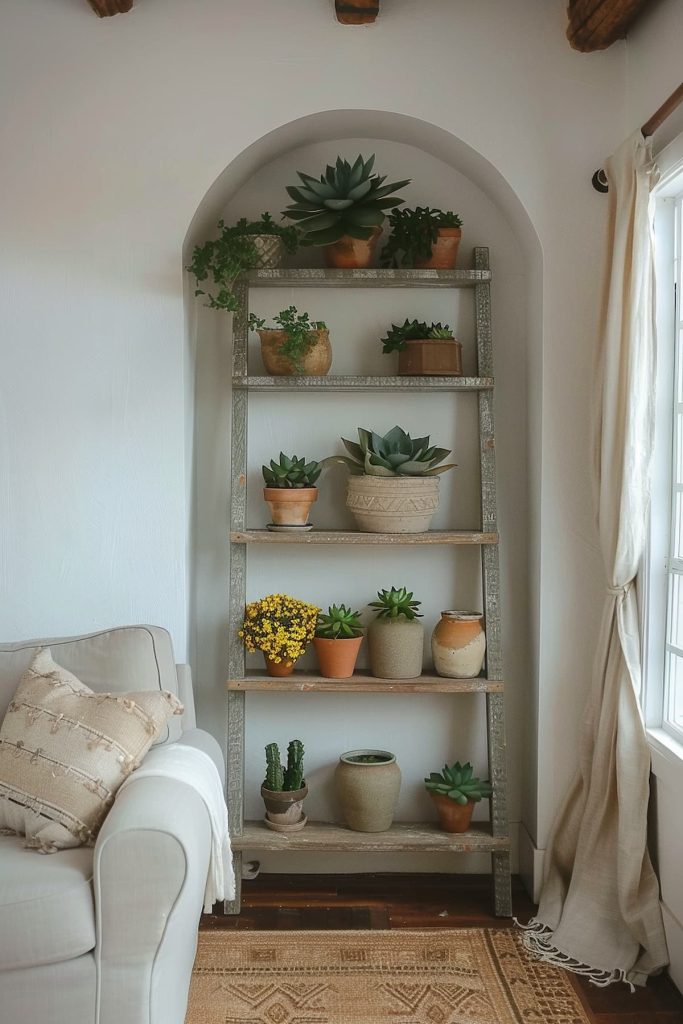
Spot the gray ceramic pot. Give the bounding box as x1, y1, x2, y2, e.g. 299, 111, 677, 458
335, 750, 401, 832
367, 617, 424, 679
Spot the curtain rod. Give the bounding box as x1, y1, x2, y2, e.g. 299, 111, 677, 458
592, 81, 683, 193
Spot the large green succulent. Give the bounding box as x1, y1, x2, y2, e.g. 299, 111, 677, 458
282, 155, 411, 246
424, 761, 492, 804
324, 426, 456, 478
262, 453, 321, 489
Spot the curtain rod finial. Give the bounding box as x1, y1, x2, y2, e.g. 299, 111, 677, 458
592, 169, 609, 194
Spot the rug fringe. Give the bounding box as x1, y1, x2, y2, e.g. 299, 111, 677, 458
514, 918, 635, 992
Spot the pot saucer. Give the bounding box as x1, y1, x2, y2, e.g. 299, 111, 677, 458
266, 523, 314, 533
264, 815, 308, 833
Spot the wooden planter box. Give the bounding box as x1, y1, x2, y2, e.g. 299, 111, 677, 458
397, 339, 462, 376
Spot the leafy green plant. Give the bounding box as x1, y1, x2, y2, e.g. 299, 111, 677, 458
249, 306, 327, 373
315, 604, 364, 639
369, 586, 422, 621
380, 206, 463, 268
264, 740, 305, 792
424, 761, 492, 804
324, 426, 456, 478
345, 753, 392, 764
187, 213, 299, 313
282, 154, 411, 246
262, 453, 321, 489
381, 319, 455, 354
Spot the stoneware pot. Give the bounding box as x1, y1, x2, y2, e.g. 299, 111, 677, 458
251, 234, 285, 269
258, 328, 332, 376
263, 487, 318, 527
336, 750, 401, 832
367, 617, 424, 679
263, 654, 297, 677
397, 338, 462, 377
429, 791, 475, 833
431, 611, 486, 678
261, 783, 308, 832
324, 226, 382, 269
414, 227, 462, 269
346, 475, 440, 533
313, 636, 363, 679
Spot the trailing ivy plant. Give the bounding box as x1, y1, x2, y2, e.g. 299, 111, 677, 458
381, 319, 454, 354
380, 206, 462, 268
249, 306, 327, 373
187, 213, 299, 313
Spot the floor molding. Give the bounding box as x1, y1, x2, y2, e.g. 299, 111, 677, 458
518, 822, 544, 903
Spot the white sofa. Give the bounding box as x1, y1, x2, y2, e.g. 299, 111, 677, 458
0, 625, 222, 1024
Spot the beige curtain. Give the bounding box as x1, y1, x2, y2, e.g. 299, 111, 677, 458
521, 132, 669, 987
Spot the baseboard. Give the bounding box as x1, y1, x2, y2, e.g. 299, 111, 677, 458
662, 902, 683, 994
517, 822, 544, 903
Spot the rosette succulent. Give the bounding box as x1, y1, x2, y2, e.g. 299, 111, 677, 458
381, 320, 455, 354
324, 426, 455, 478
424, 761, 492, 805
315, 605, 364, 639
369, 586, 422, 621
262, 454, 321, 489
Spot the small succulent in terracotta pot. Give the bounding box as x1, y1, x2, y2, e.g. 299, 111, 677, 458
262, 453, 321, 530
313, 604, 364, 679
424, 761, 492, 833
262, 740, 308, 832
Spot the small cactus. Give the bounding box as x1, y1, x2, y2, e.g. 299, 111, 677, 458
284, 739, 305, 791
264, 742, 285, 792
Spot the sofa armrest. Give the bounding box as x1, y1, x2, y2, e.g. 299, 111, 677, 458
94, 738, 215, 1024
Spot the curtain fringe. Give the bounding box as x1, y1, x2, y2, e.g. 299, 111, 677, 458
513, 918, 635, 992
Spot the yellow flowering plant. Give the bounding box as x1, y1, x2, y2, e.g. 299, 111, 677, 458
240, 593, 320, 666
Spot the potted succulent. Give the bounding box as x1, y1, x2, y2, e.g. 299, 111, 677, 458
282, 154, 410, 269
381, 319, 462, 377
313, 604, 364, 679
324, 426, 456, 533
335, 749, 401, 832
262, 453, 321, 531
240, 593, 319, 676
424, 761, 492, 833
249, 307, 331, 376
261, 740, 308, 832
367, 586, 424, 679
380, 206, 463, 269
187, 213, 298, 313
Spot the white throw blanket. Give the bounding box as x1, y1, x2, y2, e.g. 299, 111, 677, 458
119, 743, 235, 912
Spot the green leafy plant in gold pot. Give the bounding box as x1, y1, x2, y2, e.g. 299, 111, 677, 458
249, 307, 331, 376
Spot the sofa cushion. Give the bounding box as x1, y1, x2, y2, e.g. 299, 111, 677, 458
0, 834, 95, 970
0, 626, 182, 743
0, 648, 183, 851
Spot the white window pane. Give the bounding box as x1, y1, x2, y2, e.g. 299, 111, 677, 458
665, 649, 683, 734
673, 492, 683, 559
667, 571, 683, 649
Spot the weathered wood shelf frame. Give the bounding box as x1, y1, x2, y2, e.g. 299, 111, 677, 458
226, 248, 511, 918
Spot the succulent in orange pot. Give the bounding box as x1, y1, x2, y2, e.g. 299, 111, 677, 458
424, 761, 492, 833
380, 206, 463, 269
262, 453, 322, 532
313, 604, 364, 679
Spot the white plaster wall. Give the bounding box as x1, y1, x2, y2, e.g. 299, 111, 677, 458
0, 0, 627, 869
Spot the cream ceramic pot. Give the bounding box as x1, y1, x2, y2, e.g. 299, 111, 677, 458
335, 749, 401, 832
431, 611, 486, 678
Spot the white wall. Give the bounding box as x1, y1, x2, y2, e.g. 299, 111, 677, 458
0, 0, 627, 874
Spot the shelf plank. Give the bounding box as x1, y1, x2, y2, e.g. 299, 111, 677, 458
242, 268, 491, 288
232, 820, 509, 853
233, 374, 493, 393
230, 530, 498, 546
227, 672, 502, 693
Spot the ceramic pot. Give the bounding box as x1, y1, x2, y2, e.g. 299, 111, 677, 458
258, 328, 332, 376
313, 636, 363, 679
397, 338, 462, 377
429, 791, 475, 833
336, 750, 401, 832
324, 226, 382, 269
367, 617, 424, 679
261, 783, 308, 831
251, 234, 285, 269
263, 487, 318, 527
431, 611, 486, 678
346, 475, 440, 534
263, 654, 296, 677
414, 227, 461, 269
335, 0, 379, 24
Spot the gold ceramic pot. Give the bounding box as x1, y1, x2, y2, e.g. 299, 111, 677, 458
258, 328, 332, 376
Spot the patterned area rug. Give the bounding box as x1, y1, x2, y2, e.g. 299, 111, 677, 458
187, 929, 593, 1024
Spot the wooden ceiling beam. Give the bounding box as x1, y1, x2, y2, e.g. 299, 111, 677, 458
335, 0, 379, 26
566, 0, 652, 51
87, 0, 134, 16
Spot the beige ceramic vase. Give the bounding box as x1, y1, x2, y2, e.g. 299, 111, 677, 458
346, 476, 440, 533
431, 611, 486, 678
258, 328, 332, 376
336, 750, 401, 832
367, 617, 424, 679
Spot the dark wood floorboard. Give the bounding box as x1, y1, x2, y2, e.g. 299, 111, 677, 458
201, 873, 683, 1022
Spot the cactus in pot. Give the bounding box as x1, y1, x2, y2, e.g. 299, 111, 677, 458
261, 740, 308, 832
367, 586, 424, 680
424, 761, 492, 833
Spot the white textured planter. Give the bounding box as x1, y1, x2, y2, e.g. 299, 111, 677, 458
346, 475, 439, 533
367, 618, 424, 679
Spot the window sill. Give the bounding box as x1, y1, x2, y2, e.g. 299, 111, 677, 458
647, 727, 683, 784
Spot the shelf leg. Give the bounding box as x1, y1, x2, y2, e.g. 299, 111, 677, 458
492, 851, 512, 917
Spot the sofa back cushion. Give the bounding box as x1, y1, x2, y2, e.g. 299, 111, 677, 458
0, 626, 181, 744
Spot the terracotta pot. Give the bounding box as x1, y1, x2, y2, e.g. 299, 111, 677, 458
313, 636, 363, 679
346, 475, 440, 533
335, 0, 379, 25
263, 654, 296, 677
324, 226, 382, 269
429, 791, 475, 833
431, 611, 486, 678
258, 328, 332, 376
336, 750, 401, 832
414, 227, 462, 269
261, 783, 307, 831
263, 487, 318, 527
250, 234, 285, 269
367, 617, 424, 679
397, 338, 462, 377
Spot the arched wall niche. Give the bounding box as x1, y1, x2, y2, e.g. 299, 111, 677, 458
186, 109, 543, 873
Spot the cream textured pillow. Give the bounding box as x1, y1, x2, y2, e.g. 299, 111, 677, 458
0, 647, 183, 851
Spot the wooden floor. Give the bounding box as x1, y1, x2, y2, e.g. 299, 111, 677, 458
202, 873, 683, 1023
